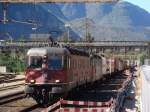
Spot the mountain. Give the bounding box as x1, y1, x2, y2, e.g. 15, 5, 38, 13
58, 3, 86, 21
99, 2, 150, 27
0, 3, 79, 40
1, 2, 150, 41
59, 1, 150, 41
39, 3, 67, 22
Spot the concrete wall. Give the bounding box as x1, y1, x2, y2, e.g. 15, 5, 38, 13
0, 66, 7, 73
140, 66, 150, 112
144, 59, 150, 65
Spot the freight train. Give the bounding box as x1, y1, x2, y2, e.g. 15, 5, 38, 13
24, 47, 124, 104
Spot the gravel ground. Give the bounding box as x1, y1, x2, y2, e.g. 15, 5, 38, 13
0, 98, 37, 112
66, 73, 127, 102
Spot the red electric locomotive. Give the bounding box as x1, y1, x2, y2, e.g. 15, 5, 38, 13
25, 47, 95, 104
24, 47, 123, 104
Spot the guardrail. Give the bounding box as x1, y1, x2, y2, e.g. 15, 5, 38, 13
114, 75, 132, 112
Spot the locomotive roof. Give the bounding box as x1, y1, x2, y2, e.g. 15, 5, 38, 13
27, 47, 89, 57
65, 46, 89, 57
91, 54, 102, 59
27, 47, 70, 56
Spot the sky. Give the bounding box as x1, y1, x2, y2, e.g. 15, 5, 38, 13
125, 0, 150, 13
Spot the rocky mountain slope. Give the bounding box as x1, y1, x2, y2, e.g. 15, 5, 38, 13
0, 3, 79, 40
0, 1, 150, 41
59, 1, 150, 41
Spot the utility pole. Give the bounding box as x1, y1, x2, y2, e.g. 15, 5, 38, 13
85, 17, 88, 42
84, 17, 94, 42
124, 46, 128, 68
65, 23, 70, 43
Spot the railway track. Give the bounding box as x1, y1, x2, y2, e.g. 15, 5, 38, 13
0, 91, 25, 105
0, 94, 55, 112
0, 76, 24, 84
19, 104, 44, 112
0, 74, 24, 92
1, 78, 25, 83
30, 71, 131, 112
0, 83, 24, 91
0, 73, 24, 84
0, 97, 41, 112
66, 72, 128, 101
43, 71, 132, 112
0, 89, 43, 112
0, 76, 15, 83
0, 70, 132, 112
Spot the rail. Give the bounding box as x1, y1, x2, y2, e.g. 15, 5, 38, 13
0, 83, 24, 91
0, 91, 25, 105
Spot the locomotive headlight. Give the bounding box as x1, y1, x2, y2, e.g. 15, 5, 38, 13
30, 79, 35, 83
55, 80, 60, 83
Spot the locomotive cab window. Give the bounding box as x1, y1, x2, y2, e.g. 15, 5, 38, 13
29, 56, 42, 68
48, 55, 63, 70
